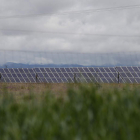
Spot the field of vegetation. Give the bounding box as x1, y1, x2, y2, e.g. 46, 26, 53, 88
0, 83, 140, 140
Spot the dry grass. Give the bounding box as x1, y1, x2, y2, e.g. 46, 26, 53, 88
0, 83, 76, 100
0, 82, 140, 99
0, 83, 67, 93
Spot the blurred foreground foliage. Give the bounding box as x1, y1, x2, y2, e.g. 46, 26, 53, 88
0, 84, 140, 140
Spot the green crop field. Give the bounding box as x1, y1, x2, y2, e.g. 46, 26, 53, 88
0, 83, 140, 140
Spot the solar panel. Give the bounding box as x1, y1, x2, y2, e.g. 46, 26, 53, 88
88, 68, 95, 72
56, 78, 62, 83
104, 68, 111, 72
120, 73, 127, 77
9, 69, 15, 73
101, 78, 108, 83
22, 74, 27, 78
10, 78, 16, 83
136, 73, 140, 77
99, 68, 106, 72
1, 68, 34, 83
91, 73, 98, 77
48, 73, 55, 77
87, 73, 94, 77
24, 68, 29, 73
58, 73, 64, 77
65, 68, 71, 72
63, 73, 70, 78
18, 68, 25, 73
98, 73, 104, 77
4, 69, 10, 73
85, 78, 92, 83
129, 78, 137, 83
138, 67, 140, 71
55, 68, 61, 73
61, 78, 68, 83
29, 78, 36, 83
135, 78, 140, 83
78, 68, 85, 72
123, 78, 132, 83
69, 68, 74, 72
83, 68, 90, 72
53, 73, 59, 78
112, 78, 118, 83
0, 69, 5, 73
26, 73, 31, 77
119, 78, 124, 83
60, 68, 66, 72
107, 78, 114, 83
51, 78, 58, 83
38, 73, 44, 77
7, 74, 13, 78
47, 78, 53, 83
34, 68, 41, 73
94, 68, 100, 72
131, 73, 138, 77
40, 68, 46, 73
81, 73, 88, 78
31, 73, 36, 77
116, 67, 140, 83
68, 73, 73, 77
50, 68, 56, 73
125, 73, 133, 77
0, 79, 5, 82
43, 73, 49, 77
44, 68, 51, 73
121, 67, 128, 72
28, 69, 35, 73
4, 78, 11, 82
109, 68, 116, 72
14, 69, 20, 73
37, 78, 43, 83
103, 73, 109, 77
24, 78, 31, 83
127, 67, 134, 72
40, 78, 48, 83
133, 67, 139, 72
2, 74, 7, 77
17, 73, 22, 77
2, 67, 140, 84
116, 67, 123, 72
73, 68, 79, 73
12, 74, 18, 77
19, 78, 25, 83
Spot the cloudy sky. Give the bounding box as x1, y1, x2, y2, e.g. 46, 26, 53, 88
0, 0, 140, 53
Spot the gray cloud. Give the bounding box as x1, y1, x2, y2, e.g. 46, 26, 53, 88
0, 0, 140, 55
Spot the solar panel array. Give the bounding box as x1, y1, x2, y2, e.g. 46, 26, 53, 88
0, 68, 36, 83
116, 67, 140, 83
34, 67, 119, 83
0, 67, 140, 83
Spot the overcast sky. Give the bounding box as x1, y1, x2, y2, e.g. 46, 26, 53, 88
0, 0, 140, 55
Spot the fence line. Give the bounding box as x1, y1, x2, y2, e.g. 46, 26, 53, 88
0, 50, 140, 68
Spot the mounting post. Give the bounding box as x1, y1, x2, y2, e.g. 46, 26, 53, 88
36, 73, 38, 83
118, 72, 120, 84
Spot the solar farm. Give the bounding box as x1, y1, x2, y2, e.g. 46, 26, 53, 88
0, 66, 140, 83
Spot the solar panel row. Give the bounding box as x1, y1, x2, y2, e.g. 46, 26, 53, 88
0, 68, 36, 83
116, 67, 140, 83
1, 67, 140, 83
116, 67, 140, 72
34, 67, 119, 83
0, 67, 118, 83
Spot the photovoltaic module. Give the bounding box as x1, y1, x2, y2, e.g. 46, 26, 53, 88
0, 67, 140, 83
